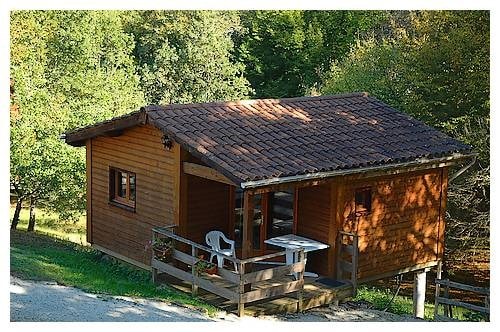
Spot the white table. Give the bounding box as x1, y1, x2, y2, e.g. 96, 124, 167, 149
264, 234, 329, 278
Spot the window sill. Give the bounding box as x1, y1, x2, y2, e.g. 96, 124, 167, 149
109, 200, 136, 212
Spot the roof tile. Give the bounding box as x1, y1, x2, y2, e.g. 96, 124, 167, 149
66, 93, 473, 184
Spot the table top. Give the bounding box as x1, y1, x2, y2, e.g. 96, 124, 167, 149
264, 234, 329, 252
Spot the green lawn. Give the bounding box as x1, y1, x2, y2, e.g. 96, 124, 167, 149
10, 207, 87, 245
10, 229, 218, 316
354, 285, 487, 321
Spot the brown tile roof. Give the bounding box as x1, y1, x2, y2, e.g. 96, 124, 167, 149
65, 92, 472, 185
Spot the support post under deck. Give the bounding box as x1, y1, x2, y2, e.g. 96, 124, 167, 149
413, 269, 427, 319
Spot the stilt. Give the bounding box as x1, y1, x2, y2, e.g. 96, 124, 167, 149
434, 260, 442, 318
152, 267, 158, 285
413, 269, 427, 318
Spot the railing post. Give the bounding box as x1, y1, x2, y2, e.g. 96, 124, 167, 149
238, 262, 245, 317
443, 280, 451, 318
336, 233, 342, 280
151, 229, 158, 285
191, 245, 198, 296
297, 249, 305, 313
152, 267, 158, 285
351, 234, 358, 297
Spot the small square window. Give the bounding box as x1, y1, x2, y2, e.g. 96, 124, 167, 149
355, 188, 371, 214
109, 167, 136, 210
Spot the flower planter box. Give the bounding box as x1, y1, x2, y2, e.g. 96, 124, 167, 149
152, 243, 173, 263
203, 265, 218, 275
194, 260, 218, 275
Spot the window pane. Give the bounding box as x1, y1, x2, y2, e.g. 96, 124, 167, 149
234, 188, 243, 248
355, 188, 371, 213
253, 194, 262, 249
129, 174, 136, 201
118, 172, 127, 198
267, 191, 294, 249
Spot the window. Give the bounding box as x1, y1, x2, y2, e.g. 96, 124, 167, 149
232, 189, 297, 251
232, 189, 262, 249
109, 167, 136, 210
355, 187, 371, 215
266, 190, 295, 249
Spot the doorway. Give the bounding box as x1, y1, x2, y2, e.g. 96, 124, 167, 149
231, 188, 297, 257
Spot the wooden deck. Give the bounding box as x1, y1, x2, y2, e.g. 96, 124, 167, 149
159, 272, 353, 316
151, 227, 355, 316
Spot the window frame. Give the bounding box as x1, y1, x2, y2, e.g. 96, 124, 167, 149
109, 167, 136, 211
354, 187, 372, 216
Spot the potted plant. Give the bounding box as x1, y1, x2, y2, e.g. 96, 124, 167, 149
194, 259, 218, 275
150, 238, 174, 263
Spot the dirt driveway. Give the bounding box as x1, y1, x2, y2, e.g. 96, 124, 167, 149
10, 276, 421, 322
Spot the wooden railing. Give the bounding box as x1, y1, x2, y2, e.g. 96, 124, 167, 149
336, 231, 359, 296
151, 227, 305, 316
434, 278, 490, 321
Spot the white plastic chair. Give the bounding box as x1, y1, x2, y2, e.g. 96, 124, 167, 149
205, 231, 238, 272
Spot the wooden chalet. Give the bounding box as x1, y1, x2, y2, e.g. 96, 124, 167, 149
64, 92, 474, 317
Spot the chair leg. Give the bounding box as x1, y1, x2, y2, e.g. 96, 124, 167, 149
217, 255, 224, 268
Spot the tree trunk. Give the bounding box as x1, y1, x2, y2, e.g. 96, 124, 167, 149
27, 198, 36, 232
10, 197, 23, 230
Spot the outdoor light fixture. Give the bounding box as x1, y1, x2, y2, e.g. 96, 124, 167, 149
161, 134, 173, 150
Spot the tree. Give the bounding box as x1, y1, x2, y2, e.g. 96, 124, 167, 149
10, 11, 144, 230
234, 10, 384, 98
323, 11, 489, 125
125, 10, 252, 104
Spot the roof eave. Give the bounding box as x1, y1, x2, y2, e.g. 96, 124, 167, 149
239, 152, 476, 190
64, 110, 147, 146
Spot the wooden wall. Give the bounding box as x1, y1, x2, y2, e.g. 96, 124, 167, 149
339, 168, 448, 280
184, 174, 230, 245
89, 124, 176, 267
296, 184, 334, 276
294, 167, 447, 280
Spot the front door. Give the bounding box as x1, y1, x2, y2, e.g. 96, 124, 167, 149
231, 188, 297, 257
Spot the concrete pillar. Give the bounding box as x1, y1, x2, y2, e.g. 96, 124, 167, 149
413, 269, 427, 318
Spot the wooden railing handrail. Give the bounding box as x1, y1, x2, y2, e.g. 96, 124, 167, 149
435, 278, 490, 295
153, 227, 217, 254
239, 249, 302, 264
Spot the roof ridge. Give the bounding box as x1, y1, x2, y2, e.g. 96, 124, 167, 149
148, 92, 369, 111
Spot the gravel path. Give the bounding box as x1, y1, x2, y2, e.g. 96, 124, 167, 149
10, 276, 421, 322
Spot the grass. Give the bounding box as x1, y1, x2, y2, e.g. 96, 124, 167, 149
354, 285, 487, 321
10, 229, 219, 316
10, 207, 87, 245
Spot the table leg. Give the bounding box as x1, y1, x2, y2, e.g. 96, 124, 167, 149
302, 252, 318, 278
285, 249, 293, 265
286, 250, 299, 279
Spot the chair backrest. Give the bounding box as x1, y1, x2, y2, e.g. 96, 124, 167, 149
206, 230, 233, 251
